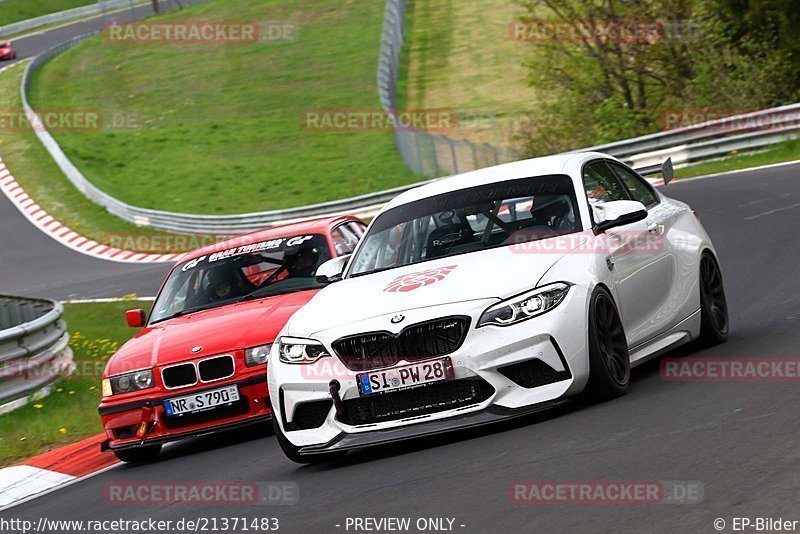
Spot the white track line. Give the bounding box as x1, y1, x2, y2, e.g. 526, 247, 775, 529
60, 296, 155, 304
0, 466, 76, 508
668, 158, 800, 185
0, 463, 122, 512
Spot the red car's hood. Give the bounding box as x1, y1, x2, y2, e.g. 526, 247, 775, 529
105, 290, 317, 376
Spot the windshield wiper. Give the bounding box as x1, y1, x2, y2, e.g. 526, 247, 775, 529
350, 264, 401, 278
238, 287, 312, 302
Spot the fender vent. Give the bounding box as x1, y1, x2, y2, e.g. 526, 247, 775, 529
498, 359, 571, 389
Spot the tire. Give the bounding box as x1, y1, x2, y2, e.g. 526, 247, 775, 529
697, 252, 728, 346
271, 402, 345, 464
584, 287, 630, 400
113, 444, 161, 463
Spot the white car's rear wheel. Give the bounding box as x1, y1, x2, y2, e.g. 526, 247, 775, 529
698, 252, 728, 346
585, 287, 630, 399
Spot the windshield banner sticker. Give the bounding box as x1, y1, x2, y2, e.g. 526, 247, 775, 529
179, 235, 315, 269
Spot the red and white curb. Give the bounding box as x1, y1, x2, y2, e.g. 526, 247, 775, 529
0, 158, 184, 264
0, 434, 118, 510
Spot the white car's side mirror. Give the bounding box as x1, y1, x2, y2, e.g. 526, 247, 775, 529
315, 255, 351, 283
592, 200, 647, 233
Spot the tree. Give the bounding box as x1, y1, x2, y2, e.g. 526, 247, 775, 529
517, 0, 696, 154
518, 0, 800, 155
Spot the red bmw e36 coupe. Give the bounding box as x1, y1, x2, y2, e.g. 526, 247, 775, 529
99, 215, 366, 462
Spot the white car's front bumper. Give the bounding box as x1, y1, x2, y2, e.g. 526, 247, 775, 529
268, 285, 590, 453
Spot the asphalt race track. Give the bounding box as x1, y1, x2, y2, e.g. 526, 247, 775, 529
6, 0, 208, 68
0, 190, 170, 299
4, 162, 799, 532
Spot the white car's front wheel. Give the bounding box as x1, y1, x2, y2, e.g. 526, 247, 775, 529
584, 287, 630, 399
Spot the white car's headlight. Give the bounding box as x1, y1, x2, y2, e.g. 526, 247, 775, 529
102, 369, 155, 396
478, 282, 570, 327
245, 344, 273, 367
278, 337, 330, 364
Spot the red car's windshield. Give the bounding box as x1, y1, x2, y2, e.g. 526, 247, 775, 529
149, 234, 331, 323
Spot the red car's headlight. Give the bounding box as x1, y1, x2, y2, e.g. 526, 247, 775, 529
102, 369, 155, 396
245, 344, 273, 367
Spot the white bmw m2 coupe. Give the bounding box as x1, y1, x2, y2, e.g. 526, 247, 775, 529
267, 152, 728, 463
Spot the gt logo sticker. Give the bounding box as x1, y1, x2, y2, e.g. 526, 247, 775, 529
383, 265, 457, 293
181, 256, 206, 271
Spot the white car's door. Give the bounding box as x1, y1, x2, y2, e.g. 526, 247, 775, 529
582, 160, 673, 347
607, 162, 688, 344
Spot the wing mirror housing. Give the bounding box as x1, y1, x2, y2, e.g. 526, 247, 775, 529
125, 309, 146, 328
592, 200, 648, 233
315, 254, 351, 284
661, 157, 674, 185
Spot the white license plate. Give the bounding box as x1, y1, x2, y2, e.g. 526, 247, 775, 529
357, 357, 454, 396
164, 385, 240, 416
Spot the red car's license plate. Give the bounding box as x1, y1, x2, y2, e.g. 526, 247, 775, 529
164, 385, 239, 416
357, 357, 454, 396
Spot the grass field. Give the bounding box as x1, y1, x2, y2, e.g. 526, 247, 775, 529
0, 301, 144, 467
0, 62, 192, 253
30, 0, 421, 215
0, 0, 92, 26
674, 139, 800, 180
401, 0, 535, 147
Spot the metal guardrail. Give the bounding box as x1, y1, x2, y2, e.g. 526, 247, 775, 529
0, 0, 145, 38
18, 1, 800, 236
570, 103, 800, 169
0, 296, 73, 413
20, 31, 429, 234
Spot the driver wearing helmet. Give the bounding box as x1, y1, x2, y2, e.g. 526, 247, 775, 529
205, 267, 244, 302
283, 243, 321, 278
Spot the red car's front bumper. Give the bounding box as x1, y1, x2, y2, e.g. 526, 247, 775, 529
98, 373, 270, 452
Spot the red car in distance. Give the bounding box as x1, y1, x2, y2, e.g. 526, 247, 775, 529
99, 216, 367, 462
0, 41, 17, 61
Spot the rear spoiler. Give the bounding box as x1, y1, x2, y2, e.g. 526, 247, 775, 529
634, 157, 674, 185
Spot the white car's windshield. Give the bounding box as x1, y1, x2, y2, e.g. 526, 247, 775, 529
350, 174, 582, 277
150, 234, 331, 323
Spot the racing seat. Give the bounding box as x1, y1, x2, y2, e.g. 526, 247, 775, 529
426, 224, 475, 259
529, 197, 574, 232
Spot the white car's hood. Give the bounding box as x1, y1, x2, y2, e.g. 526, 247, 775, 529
289, 245, 575, 336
